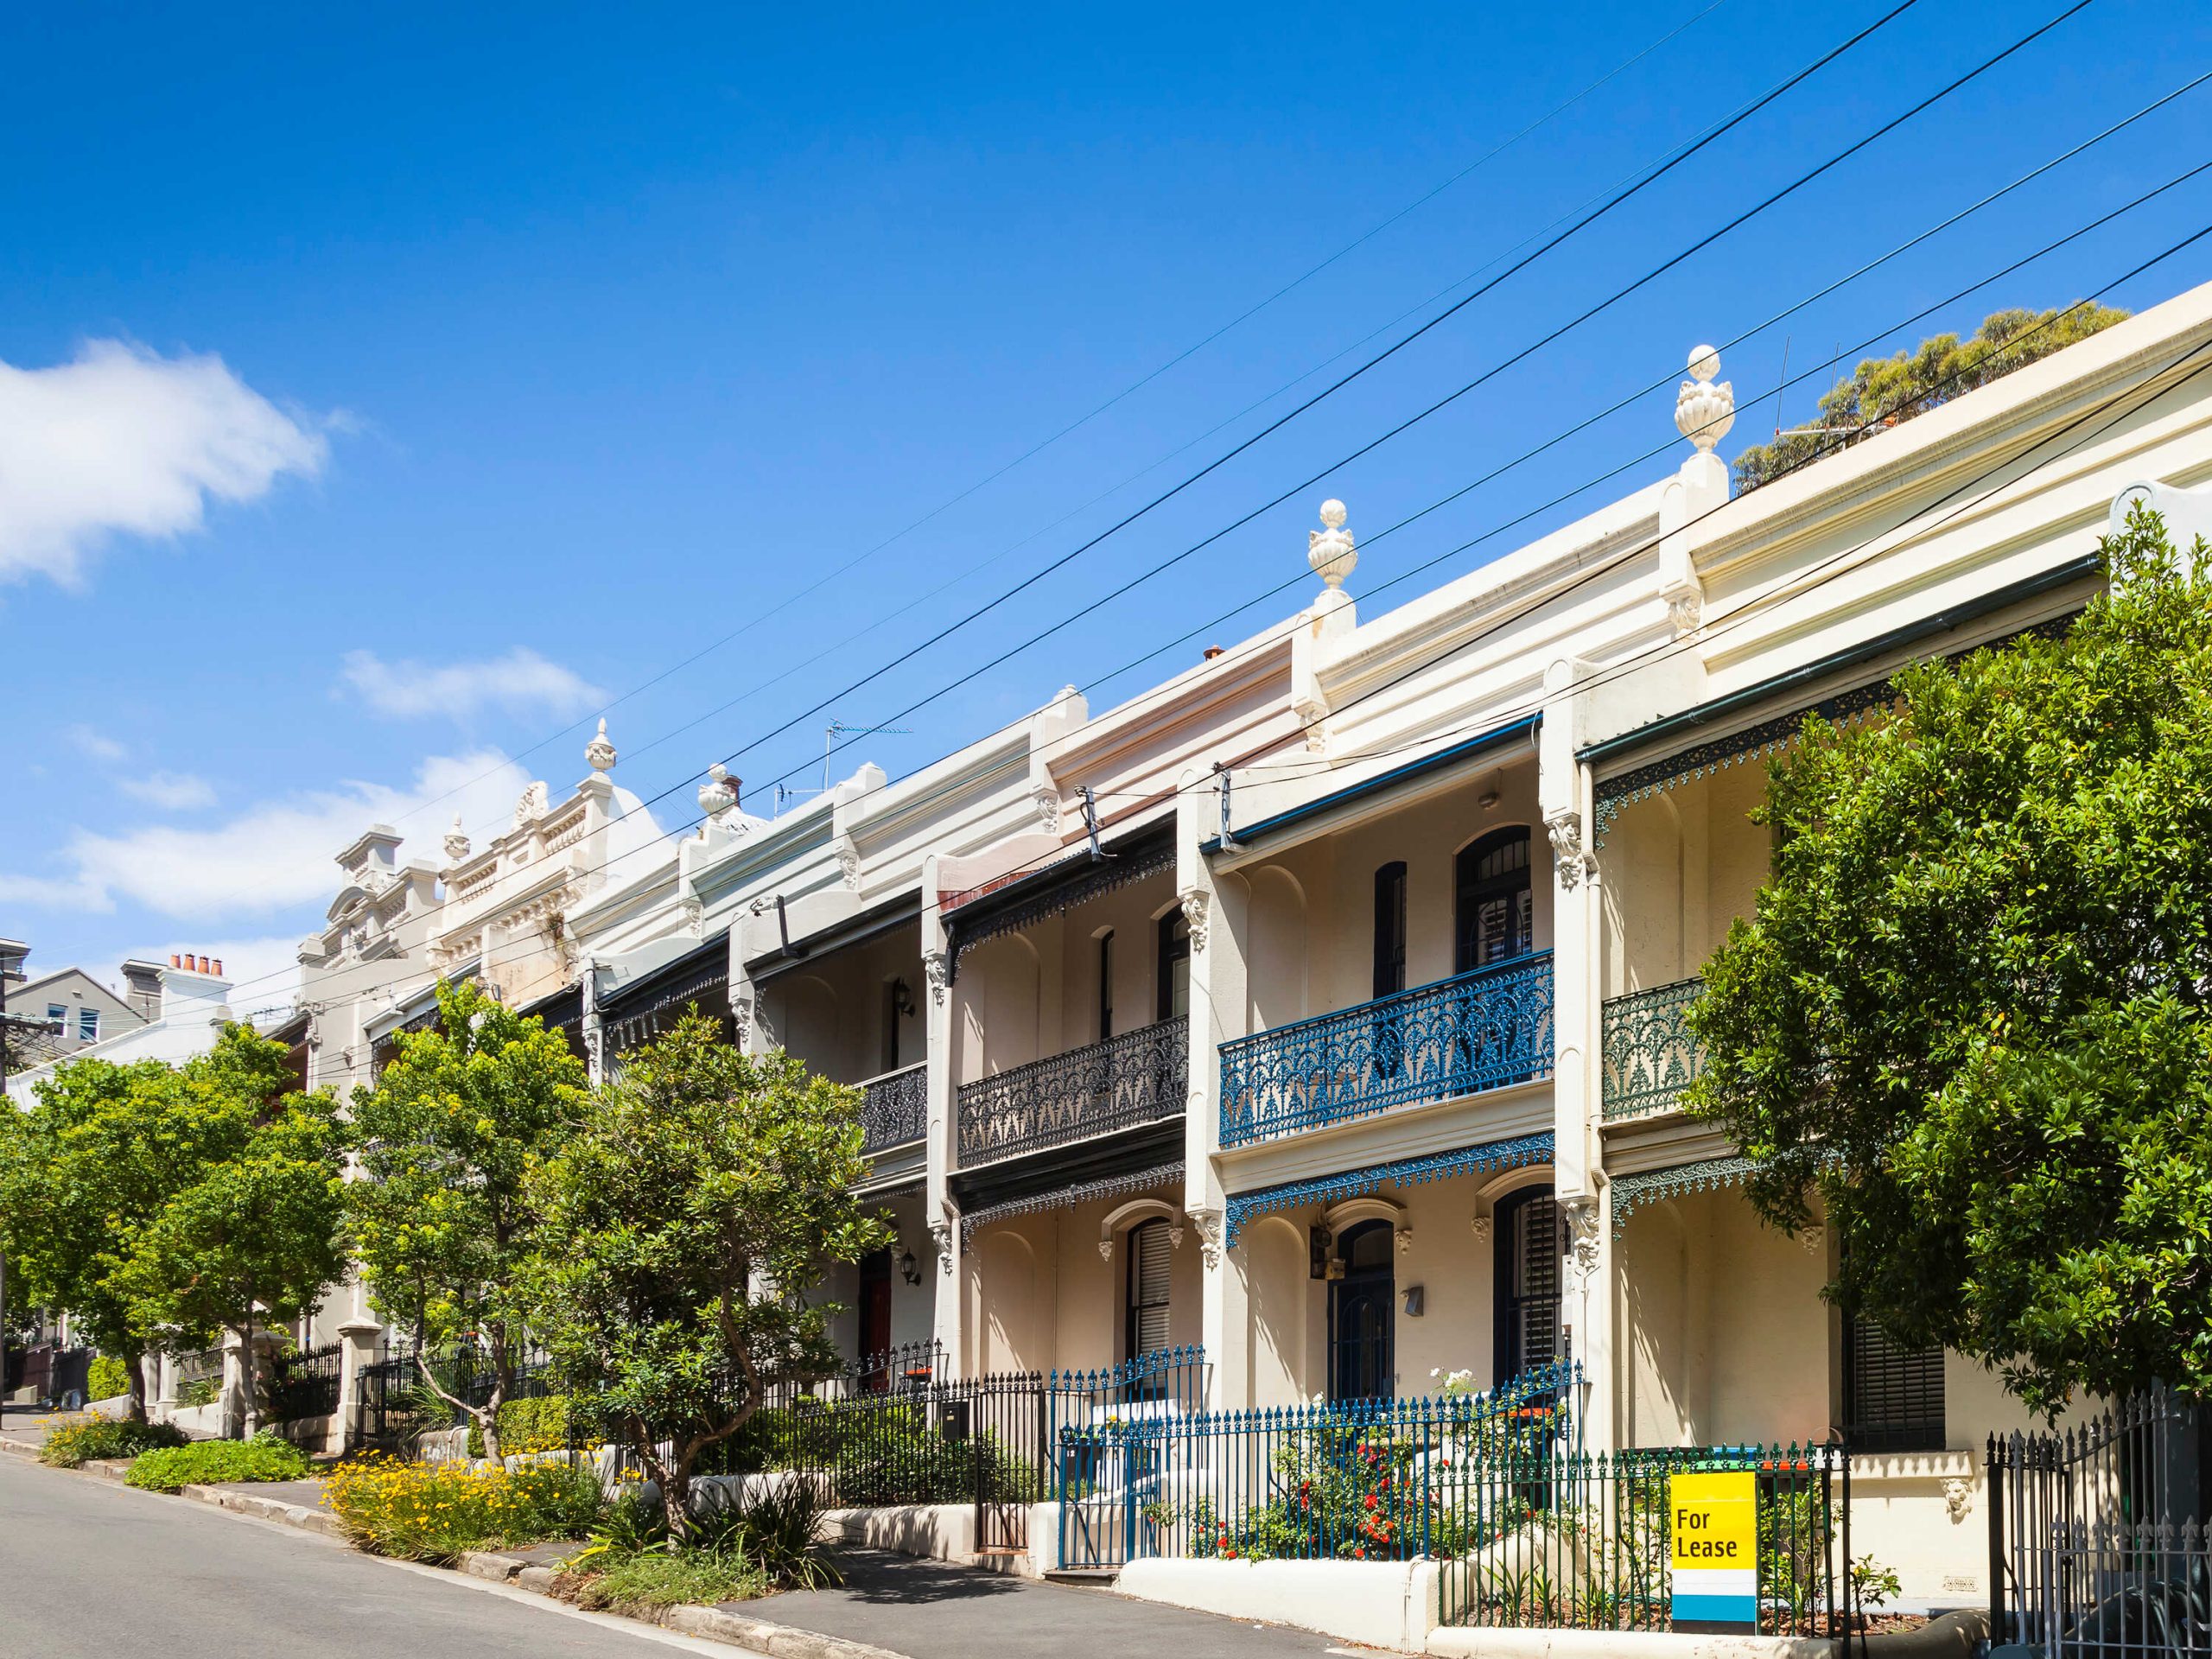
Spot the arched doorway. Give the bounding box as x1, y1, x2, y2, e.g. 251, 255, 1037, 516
1494, 1185, 1562, 1384
1328, 1219, 1396, 1401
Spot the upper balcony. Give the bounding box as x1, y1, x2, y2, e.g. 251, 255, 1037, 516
1219, 950, 1553, 1148
1600, 976, 1706, 1122
957, 1016, 1187, 1168
860, 1060, 927, 1155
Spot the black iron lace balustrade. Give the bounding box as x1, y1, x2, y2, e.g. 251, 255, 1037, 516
1218, 950, 1553, 1148
1600, 976, 1704, 1119
957, 1017, 1187, 1166
859, 1061, 927, 1154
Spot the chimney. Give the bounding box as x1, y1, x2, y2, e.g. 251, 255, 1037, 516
212, 958, 223, 976
119, 960, 164, 1022
1203, 646, 1224, 660
171, 952, 182, 969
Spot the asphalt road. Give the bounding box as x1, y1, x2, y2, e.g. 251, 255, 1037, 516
0, 1454, 723, 1659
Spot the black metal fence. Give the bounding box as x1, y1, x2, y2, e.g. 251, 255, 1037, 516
1439, 1440, 1847, 1635
269, 1342, 343, 1422
352, 1339, 561, 1451
1989, 1389, 2212, 1656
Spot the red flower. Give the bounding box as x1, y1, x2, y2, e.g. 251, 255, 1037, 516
1355, 1547, 1368, 1559
1224, 1548, 1238, 1560
1363, 1494, 1379, 1510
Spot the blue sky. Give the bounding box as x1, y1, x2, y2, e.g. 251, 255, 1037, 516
3, 0, 2208, 1012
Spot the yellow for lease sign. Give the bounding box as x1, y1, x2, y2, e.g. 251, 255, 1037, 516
1669, 1470, 1758, 1632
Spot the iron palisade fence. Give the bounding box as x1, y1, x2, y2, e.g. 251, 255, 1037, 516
1988, 1389, 2212, 1656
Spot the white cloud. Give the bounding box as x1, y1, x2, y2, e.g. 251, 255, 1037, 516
0, 339, 334, 587
116, 770, 217, 810
0, 749, 531, 920
67, 724, 129, 763
339, 647, 606, 721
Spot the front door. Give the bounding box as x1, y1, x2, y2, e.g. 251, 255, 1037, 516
1328, 1220, 1396, 1402
858, 1249, 893, 1389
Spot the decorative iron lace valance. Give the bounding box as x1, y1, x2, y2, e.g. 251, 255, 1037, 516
1590, 610, 2078, 849
1224, 1131, 1552, 1248
1610, 1154, 1764, 1235
947, 831, 1173, 963
958, 1160, 1183, 1245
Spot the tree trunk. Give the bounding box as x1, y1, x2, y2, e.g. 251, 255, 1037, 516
479, 1376, 505, 1466
124, 1344, 149, 1424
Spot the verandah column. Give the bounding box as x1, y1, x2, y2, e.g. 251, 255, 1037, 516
918, 853, 963, 1377
1178, 769, 1246, 1412
1540, 655, 1614, 1453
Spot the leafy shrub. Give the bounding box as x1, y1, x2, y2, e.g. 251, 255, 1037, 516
86, 1355, 134, 1402
175, 1377, 219, 1408
691, 1479, 841, 1589
39, 1413, 188, 1468
466, 1392, 575, 1459
715, 1398, 1037, 1505
125, 1436, 311, 1493
563, 1545, 766, 1611
325, 1452, 604, 1562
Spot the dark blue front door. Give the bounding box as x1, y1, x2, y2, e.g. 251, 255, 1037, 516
1329, 1219, 1395, 1401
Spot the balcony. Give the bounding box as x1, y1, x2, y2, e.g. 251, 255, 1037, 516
957, 1017, 1187, 1167
1601, 976, 1705, 1120
859, 1061, 927, 1155
1218, 950, 1554, 1149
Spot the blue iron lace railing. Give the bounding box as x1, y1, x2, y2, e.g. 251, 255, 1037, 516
1218, 951, 1553, 1148
858, 1061, 927, 1154
1600, 977, 1705, 1120
957, 1016, 1187, 1167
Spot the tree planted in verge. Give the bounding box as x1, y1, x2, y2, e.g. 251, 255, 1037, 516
1686, 507, 2212, 1412
0, 1027, 298, 1422
117, 1052, 347, 1437
525, 1009, 887, 1536
348, 977, 588, 1462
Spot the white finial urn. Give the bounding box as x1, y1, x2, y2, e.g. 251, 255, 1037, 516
698, 763, 740, 825
1675, 346, 1734, 454
585, 716, 617, 772
1307, 498, 1357, 589
443, 814, 472, 863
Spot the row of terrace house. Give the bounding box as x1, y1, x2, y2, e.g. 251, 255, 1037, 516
291, 279, 2212, 1616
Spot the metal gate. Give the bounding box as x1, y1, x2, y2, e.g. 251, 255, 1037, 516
1052, 1346, 1211, 1571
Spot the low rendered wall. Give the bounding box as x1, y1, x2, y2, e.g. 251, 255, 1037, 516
1116, 1556, 1442, 1651
1425, 1629, 1834, 1659
267, 1414, 343, 1457
822, 1504, 980, 1565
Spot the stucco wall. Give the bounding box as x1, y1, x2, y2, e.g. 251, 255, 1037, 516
963, 1191, 1204, 1376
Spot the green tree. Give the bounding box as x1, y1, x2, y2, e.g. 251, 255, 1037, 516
348, 977, 588, 1462
524, 1009, 887, 1535
116, 1054, 348, 1437
1732, 304, 2131, 492
0, 1027, 296, 1421
1686, 507, 2212, 1412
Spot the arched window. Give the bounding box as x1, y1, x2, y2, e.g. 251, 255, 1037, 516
1124, 1218, 1173, 1362
1455, 828, 1532, 973
1156, 910, 1191, 1021
1372, 861, 1408, 999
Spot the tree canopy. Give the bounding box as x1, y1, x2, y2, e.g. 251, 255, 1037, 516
1731, 303, 2131, 492
114, 1049, 347, 1435
1687, 507, 2212, 1412
348, 977, 588, 1460
524, 1009, 888, 1533
0, 1024, 302, 1421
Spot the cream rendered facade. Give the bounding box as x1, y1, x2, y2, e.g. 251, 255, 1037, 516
276, 280, 2212, 1616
